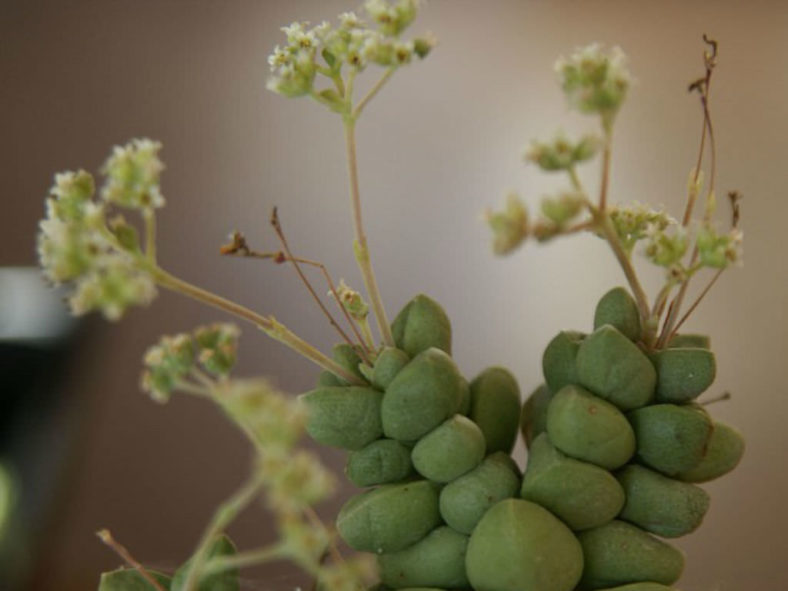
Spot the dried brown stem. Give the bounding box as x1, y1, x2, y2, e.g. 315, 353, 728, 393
667, 267, 725, 341
96, 529, 167, 591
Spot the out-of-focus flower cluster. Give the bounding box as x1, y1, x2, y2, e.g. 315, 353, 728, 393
555, 43, 631, 118
36, 139, 166, 320
532, 191, 586, 241
141, 323, 240, 403
525, 134, 600, 172
609, 203, 676, 254
266, 0, 434, 103
485, 193, 529, 256
696, 224, 743, 268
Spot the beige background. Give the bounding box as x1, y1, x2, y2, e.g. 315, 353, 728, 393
3, 0, 787, 589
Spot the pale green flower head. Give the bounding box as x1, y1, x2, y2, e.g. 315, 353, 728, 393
555, 43, 631, 117
609, 202, 675, 253
525, 133, 600, 172
279, 512, 332, 565
263, 449, 336, 512
141, 333, 197, 403
364, 0, 418, 37
643, 223, 688, 267
101, 138, 165, 209
334, 279, 369, 320
696, 224, 743, 268
486, 193, 529, 255
540, 191, 585, 226
195, 322, 241, 376
69, 256, 157, 321
47, 170, 95, 222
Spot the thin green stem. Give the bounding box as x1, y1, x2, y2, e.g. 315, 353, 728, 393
143, 208, 157, 262
353, 68, 395, 120
598, 126, 613, 213
201, 543, 289, 577
343, 119, 395, 347
358, 316, 376, 352
668, 267, 724, 340
567, 166, 584, 194
149, 267, 364, 384
96, 529, 167, 591
180, 472, 267, 591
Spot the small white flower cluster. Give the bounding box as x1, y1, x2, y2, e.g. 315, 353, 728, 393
555, 43, 631, 117
37, 160, 158, 321
609, 202, 676, 254
266, 0, 433, 102
102, 138, 165, 209
525, 133, 600, 172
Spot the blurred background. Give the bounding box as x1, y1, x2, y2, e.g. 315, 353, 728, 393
2, 0, 787, 589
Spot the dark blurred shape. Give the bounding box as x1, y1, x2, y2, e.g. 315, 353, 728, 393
0, 268, 86, 590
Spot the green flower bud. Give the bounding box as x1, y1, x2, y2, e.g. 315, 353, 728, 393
391, 294, 452, 357
439, 452, 520, 534
262, 449, 335, 511
171, 534, 239, 591
521, 434, 625, 531
539, 191, 585, 226
520, 384, 553, 447
336, 480, 441, 553
299, 386, 383, 450
546, 385, 635, 470
643, 225, 688, 267
365, 0, 418, 37
346, 438, 413, 487
525, 134, 600, 172
108, 215, 141, 253
542, 331, 585, 394
628, 404, 713, 476
667, 333, 710, 349
650, 347, 716, 403
381, 348, 464, 441
48, 170, 96, 222
378, 526, 469, 589
101, 139, 165, 210
195, 323, 240, 377
594, 287, 641, 342
372, 346, 410, 389
617, 464, 709, 538
577, 521, 684, 588
555, 44, 631, 117
69, 258, 157, 321
609, 203, 674, 254
485, 193, 528, 256
334, 279, 369, 321
468, 367, 521, 454
677, 420, 745, 483
696, 224, 743, 268
466, 499, 584, 591
98, 568, 172, 591
576, 325, 656, 410
411, 415, 485, 483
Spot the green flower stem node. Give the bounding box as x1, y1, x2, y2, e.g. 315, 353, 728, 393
521, 384, 553, 447
391, 294, 452, 357
99, 568, 172, 591
546, 385, 635, 470
627, 404, 713, 476
616, 464, 710, 538
667, 334, 710, 349
411, 415, 486, 483
378, 526, 470, 589
577, 521, 684, 589
372, 347, 410, 390
468, 367, 521, 454
336, 480, 441, 553
576, 325, 656, 410
594, 287, 641, 342
381, 348, 464, 441
172, 535, 239, 591
465, 499, 584, 591
542, 331, 585, 394
346, 438, 413, 487
299, 386, 383, 450
332, 343, 366, 385
521, 434, 625, 531
595, 583, 679, 590
677, 421, 745, 483
439, 452, 521, 534
650, 348, 716, 403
